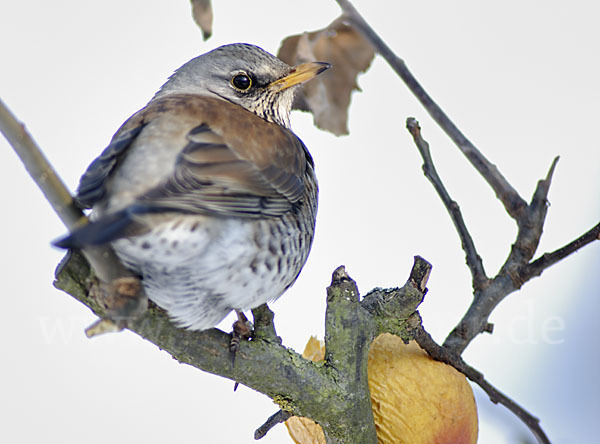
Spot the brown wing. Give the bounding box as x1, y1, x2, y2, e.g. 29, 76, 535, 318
135, 94, 311, 217
57, 94, 312, 247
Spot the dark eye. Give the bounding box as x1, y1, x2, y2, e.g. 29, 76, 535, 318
231, 73, 252, 91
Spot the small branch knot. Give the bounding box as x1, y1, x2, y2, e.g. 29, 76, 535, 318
483, 323, 494, 334
506, 265, 526, 290
331, 265, 352, 285
113, 276, 142, 298
406, 117, 421, 136
408, 256, 432, 292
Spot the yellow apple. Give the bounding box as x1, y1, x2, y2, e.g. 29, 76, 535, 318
286, 334, 478, 444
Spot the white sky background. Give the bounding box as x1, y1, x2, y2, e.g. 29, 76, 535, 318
1, 1, 599, 443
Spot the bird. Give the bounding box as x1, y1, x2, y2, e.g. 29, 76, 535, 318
55, 43, 330, 331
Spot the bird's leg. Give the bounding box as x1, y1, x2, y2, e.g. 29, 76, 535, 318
230, 310, 253, 362
230, 310, 253, 391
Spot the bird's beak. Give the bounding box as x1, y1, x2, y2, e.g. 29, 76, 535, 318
269, 62, 331, 91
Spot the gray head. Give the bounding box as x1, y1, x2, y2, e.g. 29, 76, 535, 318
155, 43, 329, 128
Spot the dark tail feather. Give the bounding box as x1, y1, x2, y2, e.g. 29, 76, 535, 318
53, 209, 134, 249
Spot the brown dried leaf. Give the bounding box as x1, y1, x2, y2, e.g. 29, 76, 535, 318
278, 17, 375, 136
190, 0, 213, 40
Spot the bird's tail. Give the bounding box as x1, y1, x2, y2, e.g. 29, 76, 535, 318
53, 209, 134, 249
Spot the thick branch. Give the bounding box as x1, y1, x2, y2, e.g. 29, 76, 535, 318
323, 266, 377, 444
406, 118, 489, 291
56, 250, 428, 443
412, 323, 550, 444
0, 97, 146, 321
55, 251, 336, 418
335, 0, 527, 219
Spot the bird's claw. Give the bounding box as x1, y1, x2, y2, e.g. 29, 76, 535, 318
230, 311, 253, 364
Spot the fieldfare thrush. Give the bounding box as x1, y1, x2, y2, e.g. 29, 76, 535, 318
56, 43, 329, 330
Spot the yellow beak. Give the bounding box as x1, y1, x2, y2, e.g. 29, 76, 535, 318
269, 62, 331, 91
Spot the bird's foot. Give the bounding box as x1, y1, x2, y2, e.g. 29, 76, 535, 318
230, 310, 253, 363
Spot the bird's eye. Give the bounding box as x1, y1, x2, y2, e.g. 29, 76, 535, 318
231, 73, 252, 91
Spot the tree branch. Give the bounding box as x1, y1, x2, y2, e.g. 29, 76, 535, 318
335, 0, 599, 364
406, 117, 489, 291
335, 0, 527, 219
521, 222, 600, 282
412, 322, 551, 444
503, 157, 559, 271
55, 251, 337, 418
0, 97, 147, 323
0, 99, 84, 229
55, 249, 429, 443
401, 113, 598, 442
441, 154, 596, 356
254, 409, 291, 440
333, 1, 599, 364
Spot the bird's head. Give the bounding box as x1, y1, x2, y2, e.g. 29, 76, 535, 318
155, 43, 330, 128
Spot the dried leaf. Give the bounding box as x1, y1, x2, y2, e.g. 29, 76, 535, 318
278, 17, 375, 136
300, 335, 325, 361
190, 0, 213, 40
286, 416, 326, 444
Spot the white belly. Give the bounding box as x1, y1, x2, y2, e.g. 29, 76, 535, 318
112, 214, 310, 330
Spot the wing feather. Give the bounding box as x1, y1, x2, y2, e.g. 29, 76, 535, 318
59, 94, 312, 247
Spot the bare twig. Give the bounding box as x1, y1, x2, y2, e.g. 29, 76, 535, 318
412, 323, 551, 444
0, 97, 146, 322
503, 157, 560, 272
441, 154, 596, 356
390, 49, 596, 441
406, 118, 489, 291
335, 0, 598, 360
335, 0, 527, 220
0, 98, 84, 229
521, 222, 600, 282
254, 409, 291, 440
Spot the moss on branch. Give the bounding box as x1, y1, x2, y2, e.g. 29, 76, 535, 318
54, 251, 429, 443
